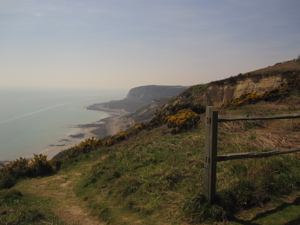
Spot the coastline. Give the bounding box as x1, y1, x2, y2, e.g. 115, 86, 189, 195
84, 104, 130, 137
40, 125, 98, 159
42, 104, 129, 159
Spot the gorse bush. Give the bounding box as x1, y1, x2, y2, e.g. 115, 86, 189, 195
2, 157, 31, 178
146, 103, 205, 130
105, 132, 126, 146
0, 154, 54, 189
166, 109, 200, 134
126, 124, 145, 136
102, 125, 146, 147
66, 137, 103, 159
0, 138, 104, 189
223, 92, 261, 107
30, 154, 54, 177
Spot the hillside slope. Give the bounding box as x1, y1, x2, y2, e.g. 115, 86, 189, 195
154, 59, 300, 118
88, 85, 188, 113
1, 59, 300, 225
88, 60, 300, 138
36, 97, 300, 224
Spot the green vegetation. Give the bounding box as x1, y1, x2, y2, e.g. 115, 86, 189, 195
187, 84, 208, 95
166, 109, 200, 134
1, 61, 300, 224
0, 189, 65, 224
73, 126, 205, 224
247, 59, 300, 75
54, 99, 300, 224
0, 154, 54, 189
2, 95, 300, 224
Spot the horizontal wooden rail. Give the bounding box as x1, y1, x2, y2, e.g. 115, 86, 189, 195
204, 106, 300, 203
217, 147, 300, 162
218, 113, 300, 122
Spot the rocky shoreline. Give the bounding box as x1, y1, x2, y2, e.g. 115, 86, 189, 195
82, 104, 130, 137
39, 105, 129, 159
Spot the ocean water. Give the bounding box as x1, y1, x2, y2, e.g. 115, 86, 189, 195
0, 87, 127, 161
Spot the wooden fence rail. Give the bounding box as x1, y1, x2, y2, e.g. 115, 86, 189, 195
217, 147, 300, 162
218, 113, 300, 122
203, 106, 300, 203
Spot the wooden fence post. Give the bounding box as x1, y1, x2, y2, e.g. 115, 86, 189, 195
203, 106, 218, 203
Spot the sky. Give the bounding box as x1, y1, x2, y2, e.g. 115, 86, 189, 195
0, 0, 299, 90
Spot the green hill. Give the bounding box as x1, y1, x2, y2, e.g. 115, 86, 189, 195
88, 85, 188, 113
1, 59, 300, 224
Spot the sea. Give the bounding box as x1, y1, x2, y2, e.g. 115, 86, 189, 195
0, 87, 127, 161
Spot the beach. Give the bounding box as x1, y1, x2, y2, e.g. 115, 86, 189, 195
42, 105, 129, 159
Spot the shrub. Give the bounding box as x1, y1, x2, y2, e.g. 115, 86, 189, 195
145, 103, 205, 130
126, 124, 146, 137
222, 92, 261, 108
166, 109, 200, 134
222, 75, 300, 108
2, 157, 31, 178
105, 132, 127, 146
29, 154, 54, 177
0, 173, 16, 189
0, 154, 54, 189
66, 138, 103, 159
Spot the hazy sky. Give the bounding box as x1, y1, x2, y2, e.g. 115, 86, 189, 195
1, 0, 299, 89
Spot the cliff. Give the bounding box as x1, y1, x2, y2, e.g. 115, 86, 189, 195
87, 60, 300, 137
156, 59, 300, 115
4, 59, 300, 225
87, 85, 188, 136
88, 85, 188, 113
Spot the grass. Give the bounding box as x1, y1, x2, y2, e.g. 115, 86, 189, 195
246, 59, 300, 75
8, 161, 105, 225
73, 126, 205, 224
61, 98, 299, 224
226, 194, 300, 225
0, 188, 65, 225
1, 96, 299, 224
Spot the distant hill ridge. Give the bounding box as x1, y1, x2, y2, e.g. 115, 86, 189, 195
88, 85, 188, 113
87, 59, 300, 137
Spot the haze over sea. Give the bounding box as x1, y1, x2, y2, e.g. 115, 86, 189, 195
0, 87, 126, 161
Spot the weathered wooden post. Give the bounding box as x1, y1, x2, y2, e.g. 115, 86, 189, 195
203, 106, 218, 203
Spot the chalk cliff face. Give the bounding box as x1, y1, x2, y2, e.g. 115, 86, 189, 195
89, 59, 300, 136
161, 60, 300, 110
190, 73, 288, 107
126, 85, 187, 102
88, 85, 188, 113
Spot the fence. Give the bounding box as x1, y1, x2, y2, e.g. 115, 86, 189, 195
203, 106, 300, 203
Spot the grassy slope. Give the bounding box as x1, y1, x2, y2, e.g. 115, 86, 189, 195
246, 59, 300, 75
0, 96, 300, 224
1, 60, 300, 224
69, 97, 300, 224
2, 161, 104, 225
1, 96, 300, 224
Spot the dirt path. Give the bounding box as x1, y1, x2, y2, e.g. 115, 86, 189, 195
15, 168, 104, 225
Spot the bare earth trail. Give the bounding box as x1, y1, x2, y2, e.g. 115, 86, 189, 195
15, 163, 105, 225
